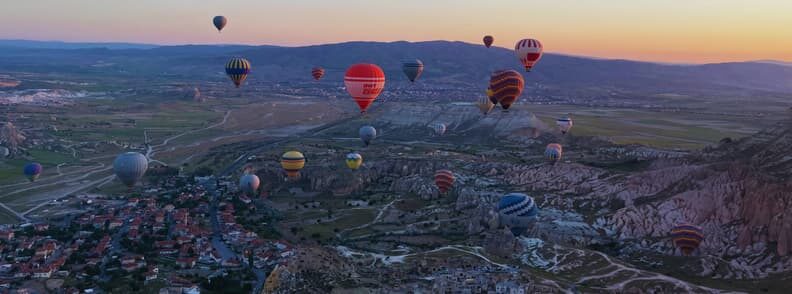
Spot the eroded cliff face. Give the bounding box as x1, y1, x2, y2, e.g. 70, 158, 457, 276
253, 110, 791, 278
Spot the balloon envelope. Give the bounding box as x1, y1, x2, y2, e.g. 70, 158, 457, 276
476, 97, 495, 115
346, 152, 363, 170
113, 152, 148, 187
545, 143, 563, 162
239, 174, 260, 195
401, 59, 424, 82
434, 170, 455, 194
23, 162, 42, 182
359, 125, 377, 146
483, 35, 494, 48
498, 193, 539, 236
430, 123, 446, 136
671, 224, 705, 255
225, 57, 251, 88
344, 64, 385, 113
489, 70, 524, 111
515, 38, 543, 72
213, 16, 227, 32
311, 67, 325, 80
281, 151, 305, 179
557, 116, 573, 134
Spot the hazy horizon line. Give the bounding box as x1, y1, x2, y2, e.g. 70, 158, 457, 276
2, 38, 791, 66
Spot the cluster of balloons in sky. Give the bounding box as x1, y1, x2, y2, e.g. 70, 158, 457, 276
16, 15, 699, 256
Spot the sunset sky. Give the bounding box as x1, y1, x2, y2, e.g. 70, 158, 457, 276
2, 0, 791, 63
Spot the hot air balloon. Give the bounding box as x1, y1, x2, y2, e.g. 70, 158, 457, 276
483, 35, 494, 48
213, 16, 227, 32
476, 97, 495, 115
311, 67, 325, 80
402, 59, 424, 82
671, 224, 705, 256
515, 38, 543, 72
23, 162, 42, 182
556, 116, 573, 134
434, 170, 455, 194
239, 173, 260, 196
489, 70, 524, 111
225, 57, 251, 88
113, 152, 148, 187
344, 63, 385, 114
346, 152, 363, 170
545, 143, 563, 163
281, 151, 305, 180
430, 123, 446, 136
486, 87, 495, 103
359, 125, 377, 146
498, 193, 539, 236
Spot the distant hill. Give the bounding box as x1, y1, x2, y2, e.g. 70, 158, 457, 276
1, 40, 792, 96
0, 39, 159, 50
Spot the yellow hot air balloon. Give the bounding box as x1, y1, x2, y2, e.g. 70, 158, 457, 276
281, 151, 305, 179
346, 152, 363, 170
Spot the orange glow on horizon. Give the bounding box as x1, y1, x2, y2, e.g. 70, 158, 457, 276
1, 0, 791, 64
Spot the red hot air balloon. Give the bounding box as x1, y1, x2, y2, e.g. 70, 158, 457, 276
489, 70, 525, 111
344, 64, 385, 114
515, 38, 543, 72
483, 35, 494, 48
311, 67, 325, 80
671, 223, 705, 256
434, 169, 455, 194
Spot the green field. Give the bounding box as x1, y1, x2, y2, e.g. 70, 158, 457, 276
528, 104, 760, 149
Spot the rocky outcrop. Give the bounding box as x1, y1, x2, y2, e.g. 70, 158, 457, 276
0, 121, 25, 153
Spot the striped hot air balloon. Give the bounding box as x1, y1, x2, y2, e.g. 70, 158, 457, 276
476, 96, 495, 115
23, 162, 42, 182
430, 123, 446, 136
213, 16, 227, 32
225, 57, 251, 88
434, 169, 455, 194
113, 152, 148, 187
281, 151, 305, 180
515, 38, 543, 72
489, 70, 524, 111
344, 63, 385, 114
483, 35, 494, 48
545, 143, 563, 163
498, 193, 539, 236
346, 152, 363, 170
671, 223, 705, 256
311, 67, 325, 80
359, 125, 377, 146
239, 173, 260, 196
402, 59, 424, 82
557, 116, 573, 134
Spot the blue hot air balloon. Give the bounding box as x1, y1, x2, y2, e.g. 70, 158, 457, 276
497, 193, 539, 236
23, 162, 42, 182
113, 152, 149, 187
359, 125, 377, 146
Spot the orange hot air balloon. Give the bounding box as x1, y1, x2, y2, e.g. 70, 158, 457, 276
483, 35, 494, 48
344, 64, 385, 114
434, 169, 455, 194
515, 38, 543, 72
311, 67, 325, 80
489, 70, 524, 111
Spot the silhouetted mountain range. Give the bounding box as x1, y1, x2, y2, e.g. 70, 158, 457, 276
2, 39, 792, 96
